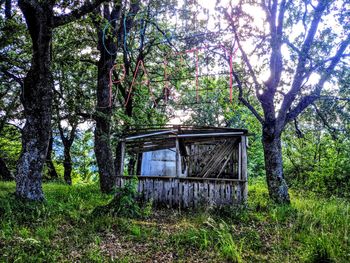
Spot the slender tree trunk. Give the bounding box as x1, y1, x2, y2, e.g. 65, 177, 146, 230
127, 156, 136, 175
58, 127, 75, 185
46, 134, 58, 179
262, 127, 290, 204
0, 157, 13, 181
15, 3, 53, 200
63, 146, 72, 185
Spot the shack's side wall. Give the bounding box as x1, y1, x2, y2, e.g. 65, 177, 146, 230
116, 176, 246, 208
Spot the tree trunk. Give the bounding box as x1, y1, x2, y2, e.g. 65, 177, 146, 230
63, 146, 72, 185
46, 134, 59, 179
15, 3, 53, 200
262, 128, 290, 204
0, 157, 13, 181
94, 5, 119, 193
58, 124, 76, 185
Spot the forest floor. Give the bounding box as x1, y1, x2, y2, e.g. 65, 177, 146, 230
0, 179, 349, 263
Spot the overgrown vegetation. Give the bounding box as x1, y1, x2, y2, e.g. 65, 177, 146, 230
0, 179, 348, 262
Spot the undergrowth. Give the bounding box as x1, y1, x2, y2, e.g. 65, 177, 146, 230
0, 179, 349, 262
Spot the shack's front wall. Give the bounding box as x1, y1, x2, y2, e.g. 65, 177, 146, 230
118, 131, 248, 207
116, 176, 246, 208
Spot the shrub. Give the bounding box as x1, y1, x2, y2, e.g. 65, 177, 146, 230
93, 178, 152, 218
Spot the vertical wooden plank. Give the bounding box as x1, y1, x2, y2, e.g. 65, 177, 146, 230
159, 179, 163, 203
199, 182, 204, 205
137, 179, 141, 193
224, 183, 229, 205
219, 183, 224, 205
152, 179, 156, 201
241, 136, 248, 203
227, 183, 231, 204
167, 179, 171, 206
205, 181, 209, 205
150, 179, 154, 201
147, 179, 151, 201
236, 184, 241, 203
172, 178, 176, 206
161, 179, 164, 205
144, 179, 148, 201
153, 179, 157, 203
194, 182, 198, 207
190, 181, 194, 207
168, 179, 172, 207
208, 183, 213, 206
183, 181, 188, 208
238, 141, 242, 180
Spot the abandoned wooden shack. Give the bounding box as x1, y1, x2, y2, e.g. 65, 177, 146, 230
115, 126, 248, 207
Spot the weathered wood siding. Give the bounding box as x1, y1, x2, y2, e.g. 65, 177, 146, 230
116, 176, 247, 208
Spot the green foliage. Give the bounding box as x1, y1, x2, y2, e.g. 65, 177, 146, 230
284, 127, 350, 198
0, 125, 21, 172
70, 131, 98, 183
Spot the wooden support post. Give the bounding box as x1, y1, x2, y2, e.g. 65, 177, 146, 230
240, 136, 248, 203
120, 141, 126, 176
136, 153, 142, 175
175, 138, 181, 177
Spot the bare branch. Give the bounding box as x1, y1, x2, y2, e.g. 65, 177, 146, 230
264, 0, 287, 91
293, 118, 303, 138
312, 103, 338, 139
231, 69, 265, 124
286, 34, 350, 122
279, 0, 330, 120
319, 96, 350, 102
224, 9, 261, 95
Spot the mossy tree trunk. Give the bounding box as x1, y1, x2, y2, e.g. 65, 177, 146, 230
15, 0, 108, 201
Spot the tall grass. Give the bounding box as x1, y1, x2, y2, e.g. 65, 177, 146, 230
0, 180, 349, 262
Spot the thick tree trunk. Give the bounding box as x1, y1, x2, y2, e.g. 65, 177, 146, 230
0, 157, 13, 181
95, 112, 115, 192
15, 3, 53, 201
63, 146, 72, 185
94, 6, 119, 194
16, 69, 53, 200
46, 134, 58, 179
262, 128, 290, 204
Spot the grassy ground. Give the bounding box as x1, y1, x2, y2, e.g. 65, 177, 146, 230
0, 179, 349, 262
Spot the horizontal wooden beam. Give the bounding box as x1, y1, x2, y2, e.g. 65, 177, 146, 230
116, 175, 246, 183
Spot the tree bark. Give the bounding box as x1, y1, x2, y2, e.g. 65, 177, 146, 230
46, 134, 59, 179
94, 5, 121, 193
63, 145, 72, 185
58, 124, 76, 185
262, 126, 290, 204
15, 2, 54, 200
0, 157, 13, 181
15, 0, 109, 201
